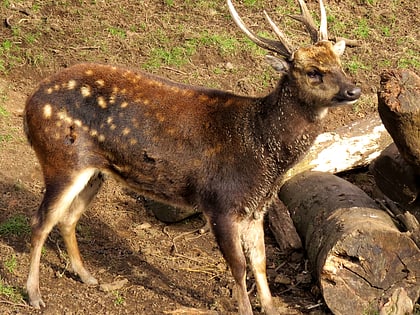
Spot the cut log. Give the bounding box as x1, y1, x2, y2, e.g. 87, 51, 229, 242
370, 143, 420, 205
377, 69, 420, 174
370, 143, 420, 225
279, 171, 420, 315
144, 198, 200, 223
282, 115, 392, 183
267, 198, 302, 251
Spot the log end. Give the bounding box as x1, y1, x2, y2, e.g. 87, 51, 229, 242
320, 226, 420, 315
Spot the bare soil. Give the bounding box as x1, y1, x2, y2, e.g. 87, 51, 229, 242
0, 0, 418, 314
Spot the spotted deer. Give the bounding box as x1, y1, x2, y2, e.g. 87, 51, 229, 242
24, 0, 360, 314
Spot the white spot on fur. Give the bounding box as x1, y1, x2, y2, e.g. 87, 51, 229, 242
81, 85, 92, 98
97, 97, 107, 109
43, 104, 52, 119
67, 80, 77, 90
95, 79, 105, 87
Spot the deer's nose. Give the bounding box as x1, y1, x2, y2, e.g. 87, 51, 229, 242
345, 86, 362, 100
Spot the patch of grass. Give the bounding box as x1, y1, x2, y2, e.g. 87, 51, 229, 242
362, 0, 377, 4
143, 45, 194, 70
346, 56, 370, 75
108, 26, 127, 39
0, 215, 31, 237
0, 279, 23, 303
198, 31, 239, 56
0, 134, 13, 143
378, 59, 392, 68
243, 0, 258, 6
326, 12, 347, 35
0, 39, 21, 73
353, 18, 370, 39
397, 49, 420, 69
0, 105, 9, 117
4, 255, 17, 274
381, 26, 391, 37
113, 290, 125, 306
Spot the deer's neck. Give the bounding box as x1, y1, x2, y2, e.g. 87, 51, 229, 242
253, 78, 323, 171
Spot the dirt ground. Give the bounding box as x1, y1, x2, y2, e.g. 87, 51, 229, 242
0, 0, 418, 314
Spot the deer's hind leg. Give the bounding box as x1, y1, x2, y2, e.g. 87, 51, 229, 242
27, 168, 102, 309
57, 170, 104, 284
209, 213, 254, 315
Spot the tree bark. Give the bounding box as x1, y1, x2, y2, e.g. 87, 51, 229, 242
377, 69, 420, 174
279, 171, 420, 315
267, 198, 302, 251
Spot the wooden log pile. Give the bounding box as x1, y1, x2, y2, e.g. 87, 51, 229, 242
271, 69, 420, 314
279, 171, 419, 315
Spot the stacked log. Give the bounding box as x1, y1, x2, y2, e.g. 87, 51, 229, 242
279, 171, 419, 315
372, 69, 420, 222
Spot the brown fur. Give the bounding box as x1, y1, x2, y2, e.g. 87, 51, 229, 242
24, 21, 360, 315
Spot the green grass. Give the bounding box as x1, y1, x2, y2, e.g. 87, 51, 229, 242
0, 105, 9, 117
0, 40, 21, 73
353, 18, 370, 39
397, 49, 420, 69
347, 56, 370, 75
142, 31, 242, 70
0, 215, 31, 237
0, 279, 23, 303
198, 31, 240, 56
143, 45, 194, 70
108, 26, 127, 39
0, 134, 13, 143
4, 255, 17, 274
113, 290, 125, 306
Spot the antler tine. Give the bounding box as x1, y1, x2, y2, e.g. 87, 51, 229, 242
318, 0, 328, 41
227, 0, 293, 58
263, 10, 294, 56
289, 0, 319, 43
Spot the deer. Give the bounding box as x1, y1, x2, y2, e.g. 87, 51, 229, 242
24, 0, 361, 314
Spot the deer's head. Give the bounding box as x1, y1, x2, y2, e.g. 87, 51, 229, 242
228, 0, 361, 110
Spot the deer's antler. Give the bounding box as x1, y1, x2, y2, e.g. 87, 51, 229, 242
228, 0, 330, 59
227, 0, 294, 58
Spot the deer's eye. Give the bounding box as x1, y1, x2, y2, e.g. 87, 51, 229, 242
307, 70, 323, 82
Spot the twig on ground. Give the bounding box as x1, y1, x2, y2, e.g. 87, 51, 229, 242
0, 299, 29, 308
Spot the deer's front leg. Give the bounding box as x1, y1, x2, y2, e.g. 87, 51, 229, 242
240, 215, 278, 315
210, 213, 254, 315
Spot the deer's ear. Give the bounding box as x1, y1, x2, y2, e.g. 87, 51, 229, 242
265, 55, 290, 73
333, 40, 346, 56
